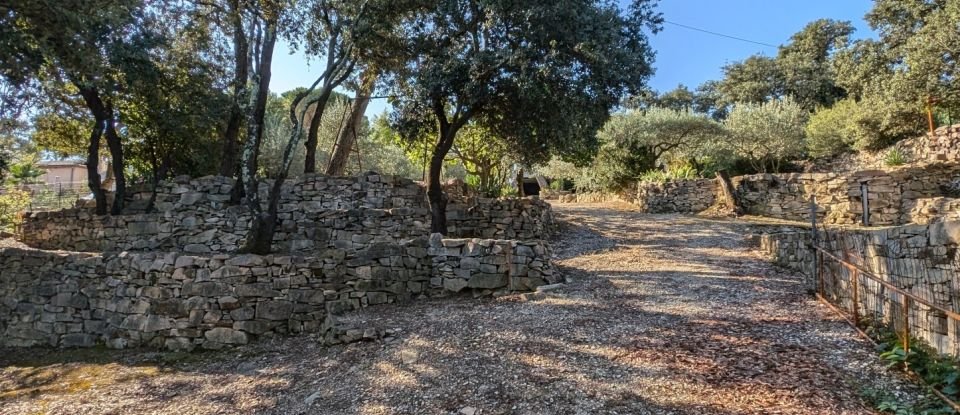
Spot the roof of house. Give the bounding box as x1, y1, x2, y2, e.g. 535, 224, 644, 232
37, 160, 86, 168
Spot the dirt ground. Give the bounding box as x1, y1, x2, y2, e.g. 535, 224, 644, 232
0, 202, 922, 414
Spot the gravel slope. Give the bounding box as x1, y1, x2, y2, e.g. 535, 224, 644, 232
0, 202, 921, 414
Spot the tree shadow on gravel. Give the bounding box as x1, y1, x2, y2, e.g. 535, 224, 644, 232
0, 206, 884, 414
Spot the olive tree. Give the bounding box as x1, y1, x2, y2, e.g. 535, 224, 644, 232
725, 98, 808, 173
387, 0, 662, 234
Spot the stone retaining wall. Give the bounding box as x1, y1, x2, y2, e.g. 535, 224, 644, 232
903, 197, 960, 224
446, 198, 554, 240
760, 222, 960, 355
19, 174, 554, 253
634, 179, 717, 213
812, 124, 960, 173
735, 164, 960, 225
615, 164, 960, 224
0, 237, 557, 350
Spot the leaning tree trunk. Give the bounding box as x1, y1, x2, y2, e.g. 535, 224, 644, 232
326, 72, 375, 176
78, 86, 108, 215
715, 170, 742, 216
302, 88, 333, 173
104, 101, 125, 215
239, 18, 278, 254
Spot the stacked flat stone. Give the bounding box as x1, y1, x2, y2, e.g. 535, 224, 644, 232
733, 165, 960, 226
20, 173, 555, 253
760, 220, 960, 356
446, 197, 555, 240
427, 235, 555, 294
0, 233, 558, 350
905, 197, 960, 224
634, 179, 717, 213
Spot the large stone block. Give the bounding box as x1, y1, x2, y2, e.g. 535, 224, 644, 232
255, 300, 293, 321
204, 327, 248, 345
467, 273, 507, 289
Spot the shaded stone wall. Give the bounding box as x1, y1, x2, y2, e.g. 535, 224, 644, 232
19, 174, 555, 252
760, 221, 960, 355
634, 179, 717, 213
21, 174, 428, 253
0, 237, 557, 350
446, 197, 554, 240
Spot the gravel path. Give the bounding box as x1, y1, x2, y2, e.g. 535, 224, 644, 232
0, 202, 921, 414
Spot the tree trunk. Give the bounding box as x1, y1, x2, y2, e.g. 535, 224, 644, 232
326, 72, 375, 176
219, 0, 250, 177
302, 88, 333, 173
78, 86, 108, 215
715, 169, 742, 216
104, 101, 125, 215
428, 128, 458, 235
516, 168, 525, 197
240, 17, 277, 254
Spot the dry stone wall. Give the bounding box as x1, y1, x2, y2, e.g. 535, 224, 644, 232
634, 179, 717, 213
19, 174, 555, 253
446, 198, 554, 240
734, 164, 960, 226
760, 221, 960, 355
561, 163, 960, 225
0, 237, 557, 350
812, 124, 960, 173
905, 197, 960, 224
21, 174, 428, 253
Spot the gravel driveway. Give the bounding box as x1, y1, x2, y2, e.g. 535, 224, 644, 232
0, 202, 920, 414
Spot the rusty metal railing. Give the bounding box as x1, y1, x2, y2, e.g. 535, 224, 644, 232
810, 226, 960, 411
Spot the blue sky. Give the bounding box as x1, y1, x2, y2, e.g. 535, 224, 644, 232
268, 0, 878, 117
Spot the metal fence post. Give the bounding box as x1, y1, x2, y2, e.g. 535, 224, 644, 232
810, 194, 821, 295
860, 181, 870, 227
903, 296, 911, 356
851, 268, 860, 326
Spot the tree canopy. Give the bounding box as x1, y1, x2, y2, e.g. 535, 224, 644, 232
387, 0, 662, 233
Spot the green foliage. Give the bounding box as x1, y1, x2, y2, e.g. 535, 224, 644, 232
668, 164, 698, 179
450, 125, 514, 197
588, 108, 725, 190
637, 170, 670, 183
806, 99, 862, 157
637, 164, 698, 184
629, 84, 697, 111
7, 161, 43, 185
717, 19, 853, 113
718, 56, 785, 107
866, 0, 960, 112
724, 98, 808, 173
31, 106, 91, 158
0, 189, 29, 232
861, 324, 960, 415
388, 0, 663, 170
357, 115, 421, 180
885, 148, 908, 167
776, 19, 855, 111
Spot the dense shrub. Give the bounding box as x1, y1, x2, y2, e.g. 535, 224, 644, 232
805, 97, 925, 158
0, 189, 29, 232
725, 98, 808, 173
806, 99, 860, 157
